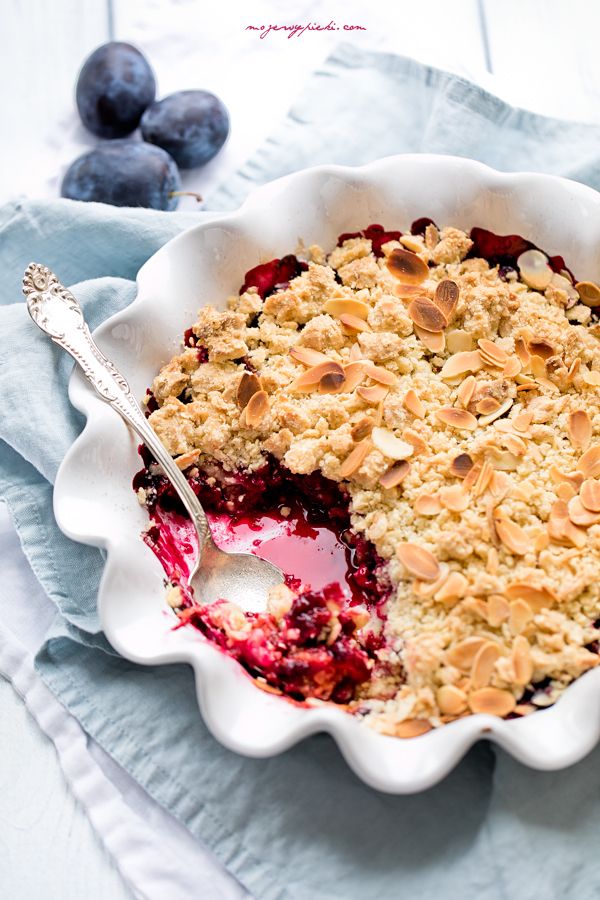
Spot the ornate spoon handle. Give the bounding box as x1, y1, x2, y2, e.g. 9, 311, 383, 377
23, 263, 213, 558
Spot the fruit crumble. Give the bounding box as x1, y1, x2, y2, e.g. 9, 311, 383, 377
134, 221, 600, 738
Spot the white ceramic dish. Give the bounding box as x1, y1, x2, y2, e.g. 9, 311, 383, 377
54, 154, 600, 793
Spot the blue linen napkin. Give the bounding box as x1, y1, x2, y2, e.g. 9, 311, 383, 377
4, 44, 600, 899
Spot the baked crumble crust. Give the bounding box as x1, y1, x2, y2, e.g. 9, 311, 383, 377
145, 225, 600, 735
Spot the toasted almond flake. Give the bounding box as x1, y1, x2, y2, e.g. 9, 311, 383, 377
413, 324, 446, 353
512, 636, 534, 686
318, 371, 346, 394
471, 642, 501, 690
434, 279, 460, 319
556, 482, 577, 501
323, 297, 370, 320
440, 350, 483, 380
435, 407, 478, 431
350, 417, 373, 442
472, 460, 494, 497
568, 495, 600, 527
379, 460, 410, 489
339, 312, 373, 333
244, 390, 270, 427
517, 248, 552, 290
397, 543, 440, 581
502, 356, 522, 378
566, 358, 581, 382
548, 515, 587, 548
476, 397, 501, 416
237, 371, 262, 408
290, 360, 345, 393
362, 363, 398, 386
174, 450, 200, 471
478, 398, 514, 427
528, 355, 546, 380
399, 234, 425, 254
393, 283, 425, 300
450, 453, 474, 478
357, 384, 389, 405
446, 329, 475, 353
401, 428, 428, 454
549, 465, 585, 491
371, 427, 414, 460
575, 280, 600, 307
436, 685, 468, 716
394, 719, 432, 738
514, 338, 531, 367
528, 340, 554, 360
516, 382, 538, 393
433, 571, 469, 605
414, 493, 443, 516
580, 478, 600, 512
457, 375, 477, 408
578, 445, 600, 478
408, 296, 448, 332
568, 410, 592, 450
463, 461, 482, 492
490, 471, 512, 500
447, 637, 487, 671
583, 368, 600, 386
439, 484, 469, 512
468, 687, 516, 717
349, 342, 364, 362
477, 339, 509, 367
501, 434, 528, 457
512, 411, 533, 432
509, 599, 533, 634
550, 498, 569, 520
487, 594, 510, 627
337, 362, 365, 393
514, 703, 536, 716
494, 511, 529, 555
289, 346, 330, 367
413, 563, 450, 598
534, 531, 550, 552
338, 440, 371, 478
403, 389, 425, 419
386, 247, 429, 284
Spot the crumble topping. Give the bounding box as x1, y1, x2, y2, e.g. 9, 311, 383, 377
144, 223, 600, 736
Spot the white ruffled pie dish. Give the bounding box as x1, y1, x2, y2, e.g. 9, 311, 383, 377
54, 154, 600, 793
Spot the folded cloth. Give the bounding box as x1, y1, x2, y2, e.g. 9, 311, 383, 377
4, 44, 600, 900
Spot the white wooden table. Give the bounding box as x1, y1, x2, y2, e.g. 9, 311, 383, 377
2, 0, 600, 896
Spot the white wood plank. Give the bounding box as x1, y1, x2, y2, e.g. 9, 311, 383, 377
482, 0, 600, 121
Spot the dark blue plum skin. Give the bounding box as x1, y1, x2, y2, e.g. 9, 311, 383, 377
141, 90, 229, 169
76, 42, 156, 138
61, 141, 181, 210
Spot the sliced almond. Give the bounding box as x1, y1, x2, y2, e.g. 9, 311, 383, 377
450, 453, 474, 478
394, 719, 432, 738
436, 685, 468, 716
290, 360, 345, 393
582, 368, 600, 386
413, 563, 450, 599
397, 543, 440, 581
549, 465, 584, 491
516, 382, 538, 393
472, 460, 494, 497
512, 411, 533, 432
568, 410, 592, 450
379, 460, 410, 489
434, 279, 459, 319
502, 356, 522, 378
289, 346, 330, 367
580, 478, 600, 512
174, 449, 200, 471
351, 417, 374, 442
439, 484, 469, 512
237, 371, 262, 409
339, 313, 373, 333
371, 426, 414, 460
403, 389, 425, 419
478, 397, 513, 427
487, 594, 510, 627
566, 358, 581, 383
244, 390, 270, 427
468, 687, 516, 716
349, 342, 364, 362
447, 637, 487, 671
575, 280, 600, 307
414, 493, 443, 516
357, 384, 389, 405
528, 340, 554, 360
433, 571, 469, 605
440, 350, 483, 380
493, 511, 529, 555
342, 360, 369, 392
413, 324, 445, 353
386, 247, 429, 284
577, 445, 600, 478
476, 397, 501, 416
408, 296, 448, 332
338, 440, 371, 479
435, 407, 478, 431
471, 642, 501, 690
517, 248, 552, 290
500, 434, 527, 456
323, 297, 370, 320
457, 375, 477, 408
512, 636, 533, 686
567, 495, 600, 527
509, 599, 533, 634
477, 339, 509, 367
514, 338, 531, 368
504, 583, 557, 612
556, 482, 577, 501
447, 329, 475, 353
363, 363, 398, 387
402, 428, 428, 454
393, 283, 426, 300
318, 371, 346, 394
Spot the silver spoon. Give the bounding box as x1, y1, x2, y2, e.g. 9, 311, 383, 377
23, 263, 284, 612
